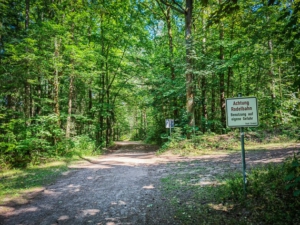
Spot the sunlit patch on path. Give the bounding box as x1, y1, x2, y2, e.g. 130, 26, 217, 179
0, 142, 297, 225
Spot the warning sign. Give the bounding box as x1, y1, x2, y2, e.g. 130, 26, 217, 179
226, 97, 259, 127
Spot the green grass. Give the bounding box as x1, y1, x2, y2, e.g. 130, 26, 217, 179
159, 155, 300, 225
0, 161, 69, 204
158, 131, 298, 156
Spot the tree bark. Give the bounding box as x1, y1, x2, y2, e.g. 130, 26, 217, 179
218, 6, 226, 130
185, 0, 194, 135
66, 74, 74, 138
36, 76, 42, 115
201, 76, 207, 133
165, 6, 178, 119
66, 23, 75, 138
53, 37, 61, 126
25, 0, 30, 30
24, 0, 31, 126
165, 6, 175, 80
97, 11, 106, 147
227, 19, 235, 98
201, 9, 208, 133
268, 39, 276, 118
159, 0, 194, 134
211, 73, 216, 132
227, 66, 233, 97
89, 89, 92, 114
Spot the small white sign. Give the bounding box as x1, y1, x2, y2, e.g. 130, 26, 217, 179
226, 97, 259, 127
165, 119, 174, 128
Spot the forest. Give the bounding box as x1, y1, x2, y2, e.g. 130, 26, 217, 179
0, 0, 299, 168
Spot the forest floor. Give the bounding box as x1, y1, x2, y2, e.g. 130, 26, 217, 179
0, 141, 298, 225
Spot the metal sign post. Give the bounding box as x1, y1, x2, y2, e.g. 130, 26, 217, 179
238, 93, 247, 195
240, 126, 246, 195
226, 93, 259, 196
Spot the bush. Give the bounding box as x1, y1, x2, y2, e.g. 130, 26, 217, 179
222, 153, 300, 224
71, 135, 96, 156
285, 152, 300, 197
0, 113, 100, 168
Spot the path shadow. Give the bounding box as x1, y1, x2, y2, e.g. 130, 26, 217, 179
0, 145, 298, 225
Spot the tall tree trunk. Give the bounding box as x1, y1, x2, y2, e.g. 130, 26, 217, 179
143, 108, 147, 137
227, 18, 235, 98
25, 0, 30, 30
278, 64, 283, 122
24, 81, 30, 125
105, 55, 112, 147
98, 78, 104, 147
36, 76, 42, 115
227, 66, 233, 97
53, 37, 61, 126
185, 0, 194, 136
97, 13, 105, 147
159, 0, 194, 132
219, 9, 226, 130
24, 0, 31, 126
106, 88, 110, 147
201, 9, 208, 133
66, 75, 74, 138
201, 76, 207, 133
7, 95, 14, 110
165, 6, 178, 119
87, 18, 93, 134
165, 6, 175, 80
211, 73, 216, 132
268, 39, 276, 119
66, 23, 75, 138
89, 89, 92, 114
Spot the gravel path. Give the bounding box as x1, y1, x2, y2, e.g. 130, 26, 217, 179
0, 142, 298, 225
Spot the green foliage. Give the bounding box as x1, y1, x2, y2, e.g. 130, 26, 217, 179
157, 128, 298, 156
71, 135, 97, 156
0, 115, 63, 168
0, 162, 69, 204
158, 131, 240, 155
285, 152, 300, 197
156, 127, 185, 154
0, 0, 300, 168
0, 111, 99, 168
220, 157, 300, 224
160, 154, 300, 224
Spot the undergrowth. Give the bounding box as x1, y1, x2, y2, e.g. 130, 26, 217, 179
0, 135, 102, 169
0, 162, 69, 204
158, 127, 299, 155
0, 135, 102, 203
160, 153, 300, 224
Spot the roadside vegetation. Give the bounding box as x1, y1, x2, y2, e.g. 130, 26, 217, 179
0, 135, 101, 170
0, 162, 69, 205
158, 127, 299, 156
0, 135, 99, 204
1, 0, 299, 170
1, 130, 297, 213
158, 132, 300, 225
160, 152, 300, 224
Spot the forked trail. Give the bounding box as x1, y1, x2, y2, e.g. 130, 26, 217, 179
0, 141, 297, 225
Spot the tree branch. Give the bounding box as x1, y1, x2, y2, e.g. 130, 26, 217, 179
160, 0, 185, 14
172, 0, 185, 13
156, 0, 167, 18
140, 1, 161, 17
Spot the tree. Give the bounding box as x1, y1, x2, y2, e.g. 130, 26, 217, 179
160, 0, 195, 135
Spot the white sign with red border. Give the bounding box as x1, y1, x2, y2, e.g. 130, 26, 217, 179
226, 97, 259, 127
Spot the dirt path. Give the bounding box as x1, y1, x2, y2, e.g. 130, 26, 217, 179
0, 142, 298, 225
